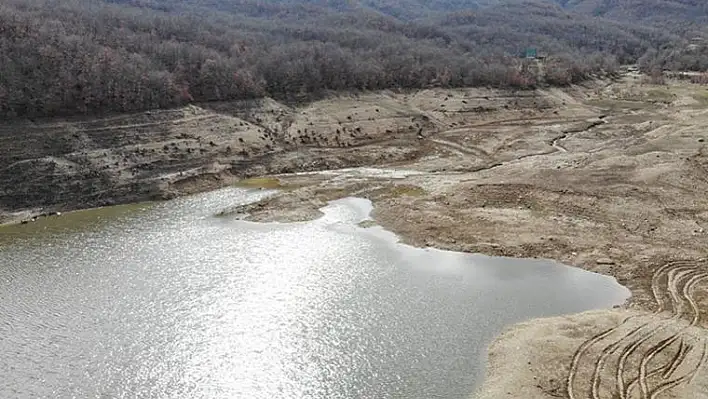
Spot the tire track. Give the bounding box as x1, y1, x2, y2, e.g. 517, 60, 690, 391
589, 319, 669, 398
614, 269, 699, 398
570, 262, 682, 399
638, 335, 683, 398
617, 322, 673, 399
567, 259, 708, 399
624, 338, 689, 396
649, 341, 707, 399
624, 271, 707, 398
663, 340, 690, 379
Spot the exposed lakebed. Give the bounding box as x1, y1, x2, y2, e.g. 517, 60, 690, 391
0, 188, 629, 398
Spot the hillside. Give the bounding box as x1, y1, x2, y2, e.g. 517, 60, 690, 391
0, 0, 706, 119
0, 85, 559, 221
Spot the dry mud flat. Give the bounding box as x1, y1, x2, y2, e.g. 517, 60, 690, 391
227, 77, 708, 398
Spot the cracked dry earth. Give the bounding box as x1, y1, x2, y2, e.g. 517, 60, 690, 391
227, 78, 708, 399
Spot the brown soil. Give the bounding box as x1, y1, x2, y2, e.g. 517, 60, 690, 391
4, 75, 708, 398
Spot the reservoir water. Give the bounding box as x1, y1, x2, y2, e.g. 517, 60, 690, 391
0, 188, 629, 398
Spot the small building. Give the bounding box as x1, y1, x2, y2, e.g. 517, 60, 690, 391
524, 48, 538, 59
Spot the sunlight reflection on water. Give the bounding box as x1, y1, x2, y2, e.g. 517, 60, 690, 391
0, 188, 629, 398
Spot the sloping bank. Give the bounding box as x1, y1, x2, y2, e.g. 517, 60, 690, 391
0, 84, 580, 225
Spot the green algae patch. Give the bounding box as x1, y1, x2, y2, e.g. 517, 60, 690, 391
235, 177, 282, 189
388, 185, 426, 197
0, 202, 155, 245
692, 91, 708, 106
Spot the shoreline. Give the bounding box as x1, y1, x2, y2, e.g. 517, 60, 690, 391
3, 76, 708, 397
4, 186, 634, 399
307, 196, 633, 399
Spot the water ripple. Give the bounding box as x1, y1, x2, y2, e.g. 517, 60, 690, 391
0, 189, 628, 398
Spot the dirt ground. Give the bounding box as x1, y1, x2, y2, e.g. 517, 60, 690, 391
0, 83, 566, 223
3, 74, 708, 398
219, 75, 708, 398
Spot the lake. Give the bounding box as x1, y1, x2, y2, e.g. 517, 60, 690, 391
0, 187, 629, 398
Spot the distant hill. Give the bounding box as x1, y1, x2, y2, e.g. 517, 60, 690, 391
351, 0, 708, 24
554, 0, 708, 25
360, 0, 708, 26
356, 0, 500, 18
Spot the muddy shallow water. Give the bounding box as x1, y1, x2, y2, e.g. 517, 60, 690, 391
0, 188, 629, 398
